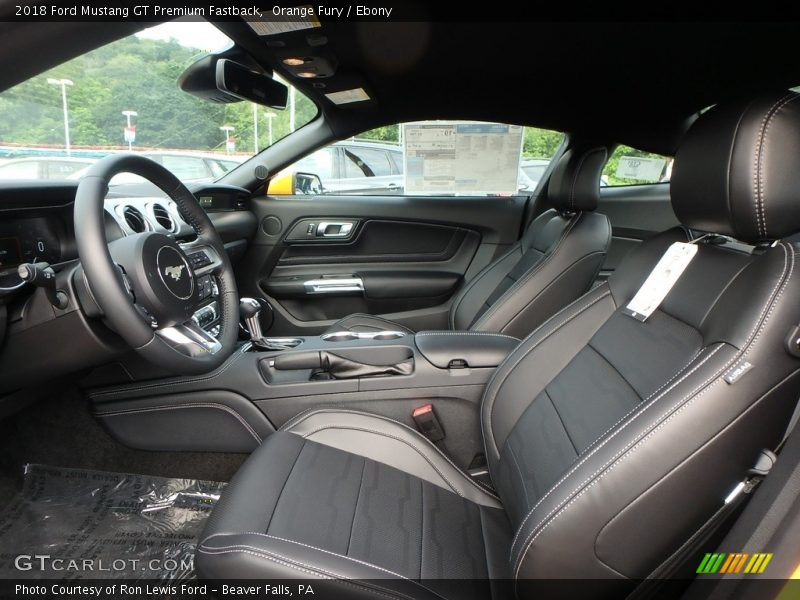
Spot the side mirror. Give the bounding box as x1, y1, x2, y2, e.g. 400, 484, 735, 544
268, 172, 324, 195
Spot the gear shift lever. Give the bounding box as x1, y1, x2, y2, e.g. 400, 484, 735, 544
239, 297, 265, 343
239, 297, 299, 350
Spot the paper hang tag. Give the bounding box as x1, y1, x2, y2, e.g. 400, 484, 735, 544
623, 242, 698, 322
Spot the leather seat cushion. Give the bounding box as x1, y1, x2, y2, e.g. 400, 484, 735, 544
198, 422, 512, 599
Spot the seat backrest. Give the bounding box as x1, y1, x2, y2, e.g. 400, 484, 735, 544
448, 144, 611, 338
482, 91, 800, 595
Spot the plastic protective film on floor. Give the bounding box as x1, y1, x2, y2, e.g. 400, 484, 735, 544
0, 464, 225, 580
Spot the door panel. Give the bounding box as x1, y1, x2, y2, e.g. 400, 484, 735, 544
238, 194, 528, 335
596, 182, 679, 278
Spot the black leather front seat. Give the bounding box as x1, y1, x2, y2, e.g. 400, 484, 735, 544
197, 92, 800, 599
324, 144, 612, 339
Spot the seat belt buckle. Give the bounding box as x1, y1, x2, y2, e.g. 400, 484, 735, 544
412, 404, 445, 442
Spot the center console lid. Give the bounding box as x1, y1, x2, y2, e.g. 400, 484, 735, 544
414, 331, 519, 369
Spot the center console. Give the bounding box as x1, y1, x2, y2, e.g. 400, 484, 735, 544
88, 300, 520, 469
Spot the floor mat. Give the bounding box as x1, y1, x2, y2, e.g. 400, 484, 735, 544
0, 464, 225, 580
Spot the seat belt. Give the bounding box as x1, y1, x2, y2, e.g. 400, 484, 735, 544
627, 391, 800, 600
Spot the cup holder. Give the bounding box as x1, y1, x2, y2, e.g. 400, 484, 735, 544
320, 332, 358, 342
321, 330, 406, 342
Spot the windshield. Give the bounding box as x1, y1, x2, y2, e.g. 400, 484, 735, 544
0, 21, 316, 193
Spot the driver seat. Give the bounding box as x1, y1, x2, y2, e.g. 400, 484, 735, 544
197, 92, 800, 599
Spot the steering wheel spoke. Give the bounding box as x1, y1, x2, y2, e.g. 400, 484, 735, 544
181, 242, 224, 276
156, 319, 223, 357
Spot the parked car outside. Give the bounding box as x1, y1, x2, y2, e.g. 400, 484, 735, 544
289, 140, 403, 194
0, 157, 96, 180
68, 151, 245, 196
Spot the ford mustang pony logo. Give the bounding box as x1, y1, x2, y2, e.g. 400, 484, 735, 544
164, 265, 185, 281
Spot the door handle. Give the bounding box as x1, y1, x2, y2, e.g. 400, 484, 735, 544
316, 221, 354, 237
304, 277, 364, 294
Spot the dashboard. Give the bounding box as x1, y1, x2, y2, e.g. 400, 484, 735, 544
0, 217, 63, 289
0, 181, 257, 393
0, 182, 249, 296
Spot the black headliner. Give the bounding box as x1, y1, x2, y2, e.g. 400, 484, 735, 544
281, 21, 800, 153
2, 16, 800, 154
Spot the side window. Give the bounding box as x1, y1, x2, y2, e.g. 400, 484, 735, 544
294, 148, 335, 181
272, 122, 564, 196
603, 145, 672, 186
342, 147, 394, 178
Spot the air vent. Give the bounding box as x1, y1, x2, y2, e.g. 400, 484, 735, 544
122, 206, 148, 233
152, 204, 174, 231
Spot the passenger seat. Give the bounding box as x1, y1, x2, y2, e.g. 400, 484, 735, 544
324, 144, 612, 339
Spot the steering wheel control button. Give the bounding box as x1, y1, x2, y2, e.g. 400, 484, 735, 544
156, 245, 194, 300
188, 250, 212, 269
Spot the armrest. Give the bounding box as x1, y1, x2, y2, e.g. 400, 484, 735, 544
414, 331, 519, 369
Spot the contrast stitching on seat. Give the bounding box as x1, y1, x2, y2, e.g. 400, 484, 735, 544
197, 545, 417, 600
482, 287, 612, 459
745, 252, 795, 354
511, 244, 791, 564
203, 532, 414, 582
514, 374, 726, 580
415, 331, 520, 341
95, 402, 262, 443
498, 251, 608, 336
506, 241, 786, 558
507, 344, 723, 561
89, 343, 251, 398
578, 347, 704, 457
471, 213, 581, 331
280, 408, 501, 502
301, 424, 474, 501
511, 243, 792, 575
569, 148, 605, 211
279, 407, 327, 431
754, 94, 797, 237
198, 546, 328, 579
450, 244, 523, 329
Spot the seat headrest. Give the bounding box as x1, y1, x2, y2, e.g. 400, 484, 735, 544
547, 144, 607, 212
671, 91, 800, 242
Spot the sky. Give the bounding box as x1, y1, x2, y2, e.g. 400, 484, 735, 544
135, 21, 232, 52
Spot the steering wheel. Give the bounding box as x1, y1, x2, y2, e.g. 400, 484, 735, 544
74, 154, 239, 375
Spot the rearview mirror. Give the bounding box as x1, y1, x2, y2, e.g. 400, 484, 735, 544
216, 59, 288, 109
268, 172, 324, 196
